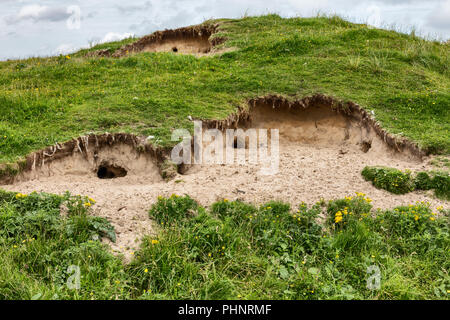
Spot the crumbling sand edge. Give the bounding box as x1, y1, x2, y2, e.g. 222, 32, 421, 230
202, 94, 426, 159
0, 94, 428, 184
0, 133, 170, 184
87, 24, 226, 58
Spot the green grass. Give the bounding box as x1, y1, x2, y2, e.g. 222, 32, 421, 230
1, 14, 449, 300
0, 14, 449, 171
1, 191, 448, 300
0, 190, 126, 299
362, 166, 450, 199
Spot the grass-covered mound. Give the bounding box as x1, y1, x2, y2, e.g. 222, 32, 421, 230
1, 191, 448, 300
362, 166, 450, 199
0, 14, 449, 173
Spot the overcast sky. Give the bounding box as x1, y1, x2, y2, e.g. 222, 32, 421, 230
1, 0, 449, 61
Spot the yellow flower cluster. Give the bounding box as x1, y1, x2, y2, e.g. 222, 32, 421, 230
15, 193, 28, 199
16, 238, 35, 245
355, 192, 372, 203
335, 211, 343, 223
292, 213, 303, 223
84, 197, 96, 207
395, 202, 440, 222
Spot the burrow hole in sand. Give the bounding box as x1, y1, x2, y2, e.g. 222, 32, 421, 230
97, 162, 127, 179
9, 140, 165, 184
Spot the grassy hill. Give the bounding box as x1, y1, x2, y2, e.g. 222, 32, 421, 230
0, 14, 449, 171
0, 15, 449, 300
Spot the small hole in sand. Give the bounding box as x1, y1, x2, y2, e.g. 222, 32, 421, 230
140, 30, 213, 55
361, 140, 372, 153
97, 165, 127, 179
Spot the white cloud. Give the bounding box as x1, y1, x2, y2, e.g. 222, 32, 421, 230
6, 5, 70, 24
426, 0, 450, 30
366, 5, 383, 27
53, 31, 134, 56
100, 32, 134, 43
116, 1, 152, 14
54, 43, 81, 55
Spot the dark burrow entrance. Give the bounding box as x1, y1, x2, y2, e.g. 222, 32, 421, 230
97, 164, 127, 179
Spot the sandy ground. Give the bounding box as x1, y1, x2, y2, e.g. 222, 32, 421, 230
1, 105, 448, 260
2, 142, 447, 260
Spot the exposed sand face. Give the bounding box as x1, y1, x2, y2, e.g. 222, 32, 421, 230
142, 35, 212, 55
136, 34, 234, 57
109, 24, 231, 58
2, 104, 448, 260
